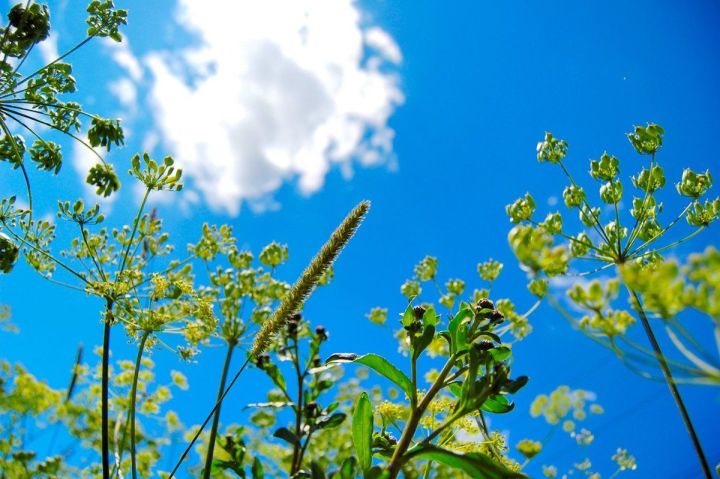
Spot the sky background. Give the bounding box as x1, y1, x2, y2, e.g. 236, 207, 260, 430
1, 0, 720, 477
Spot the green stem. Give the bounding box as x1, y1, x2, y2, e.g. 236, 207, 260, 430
386, 355, 456, 479
202, 340, 236, 479
129, 333, 149, 479
118, 188, 151, 275
101, 298, 114, 479
290, 337, 304, 475
628, 288, 711, 478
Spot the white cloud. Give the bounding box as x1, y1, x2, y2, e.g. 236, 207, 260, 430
37, 32, 58, 64
103, 38, 143, 82
108, 78, 138, 112
140, 0, 404, 215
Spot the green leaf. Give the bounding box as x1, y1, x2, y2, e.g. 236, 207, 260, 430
310, 462, 326, 479
273, 427, 299, 445
352, 392, 373, 472
502, 375, 529, 394
422, 304, 440, 326
489, 346, 512, 362
252, 457, 264, 479
338, 457, 358, 479
412, 325, 435, 361
406, 445, 527, 479
314, 412, 346, 430
327, 353, 413, 399
401, 303, 415, 327
481, 394, 514, 414
364, 466, 390, 479
448, 307, 473, 354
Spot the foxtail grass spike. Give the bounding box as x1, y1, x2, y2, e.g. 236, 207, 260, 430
251, 200, 370, 356
169, 201, 370, 478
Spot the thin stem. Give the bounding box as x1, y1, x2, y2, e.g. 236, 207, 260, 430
168, 357, 252, 479
0, 98, 98, 120
0, 118, 33, 237
290, 338, 304, 475
628, 288, 711, 478
2, 221, 88, 284
8, 34, 95, 93
101, 298, 114, 479
557, 160, 612, 245
1, 105, 106, 164
118, 188, 151, 275
129, 332, 149, 479
80, 224, 107, 282
628, 227, 705, 261
622, 153, 656, 256
626, 202, 692, 258
202, 340, 236, 479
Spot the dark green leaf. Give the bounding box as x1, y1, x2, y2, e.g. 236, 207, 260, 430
310, 462, 326, 479
315, 412, 346, 430
412, 325, 435, 361
252, 457, 264, 479
364, 466, 390, 479
481, 395, 514, 414
273, 427, 299, 445
502, 375, 529, 394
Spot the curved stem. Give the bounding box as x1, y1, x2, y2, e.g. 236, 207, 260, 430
628, 288, 711, 478
202, 340, 236, 479
386, 355, 456, 479
101, 298, 114, 479
129, 332, 149, 479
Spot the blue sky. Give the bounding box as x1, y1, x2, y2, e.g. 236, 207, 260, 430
1, 0, 720, 477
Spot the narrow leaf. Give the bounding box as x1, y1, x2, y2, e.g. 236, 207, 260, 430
352, 392, 373, 472
273, 427, 299, 445
251, 457, 264, 479
406, 445, 527, 478
328, 353, 413, 399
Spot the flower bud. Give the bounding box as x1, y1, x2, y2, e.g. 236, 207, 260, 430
477, 298, 494, 311
490, 310, 505, 324
476, 340, 494, 351
413, 305, 426, 319
315, 325, 328, 341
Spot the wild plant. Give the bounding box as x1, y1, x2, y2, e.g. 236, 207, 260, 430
506, 124, 718, 477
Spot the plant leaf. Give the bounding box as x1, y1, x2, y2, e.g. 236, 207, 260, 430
352, 392, 373, 472
412, 324, 436, 361
252, 457, 264, 479
406, 445, 527, 478
314, 412, 347, 430
327, 353, 413, 399
273, 427, 299, 445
